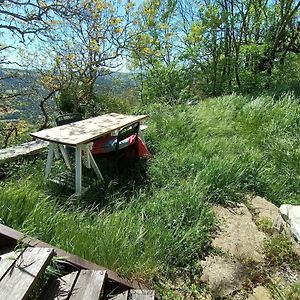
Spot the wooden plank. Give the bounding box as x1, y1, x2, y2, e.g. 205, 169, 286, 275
39, 271, 79, 300
69, 270, 106, 300
0, 224, 146, 290
129, 289, 155, 300
0, 140, 48, 165
0, 250, 23, 281
31, 113, 148, 146
111, 290, 129, 300
0, 247, 54, 300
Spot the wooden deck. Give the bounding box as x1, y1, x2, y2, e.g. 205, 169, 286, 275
0, 140, 48, 165
0, 224, 155, 300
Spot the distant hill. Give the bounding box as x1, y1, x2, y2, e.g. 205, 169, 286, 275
0, 68, 136, 122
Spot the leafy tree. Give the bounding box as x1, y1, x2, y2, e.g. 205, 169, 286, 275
41, 0, 137, 114
130, 0, 300, 100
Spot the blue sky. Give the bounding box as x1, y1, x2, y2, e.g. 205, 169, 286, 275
0, 0, 146, 70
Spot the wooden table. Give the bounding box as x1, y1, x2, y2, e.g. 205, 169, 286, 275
31, 113, 148, 193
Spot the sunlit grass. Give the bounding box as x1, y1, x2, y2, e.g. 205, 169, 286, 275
0, 92, 300, 282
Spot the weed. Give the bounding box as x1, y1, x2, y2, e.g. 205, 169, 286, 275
263, 234, 298, 267
256, 217, 274, 235
270, 281, 300, 300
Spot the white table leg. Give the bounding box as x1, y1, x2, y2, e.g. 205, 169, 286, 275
54, 144, 60, 158
75, 146, 82, 193
58, 144, 71, 169
87, 149, 104, 180
45, 143, 55, 178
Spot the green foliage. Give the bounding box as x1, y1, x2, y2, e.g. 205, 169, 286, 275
270, 280, 300, 300
0, 161, 214, 279
55, 85, 77, 113
0, 120, 33, 148
286, 283, 300, 300
141, 62, 196, 105
263, 234, 297, 267
94, 85, 139, 115
131, 0, 300, 99
256, 217, 273, 235
146, 93, 300, 205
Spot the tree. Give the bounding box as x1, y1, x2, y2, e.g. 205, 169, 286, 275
40, 0, 137, 114
0, 0, 72, 128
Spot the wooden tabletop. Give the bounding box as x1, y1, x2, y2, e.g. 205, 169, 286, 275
31, 113, 148, 146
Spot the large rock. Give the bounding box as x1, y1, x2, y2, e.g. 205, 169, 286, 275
213, 204, 266, 262
251, 196, 285, 231
280, 205, 300, 242
200, 255, 248, 297
247, 286, 273, 300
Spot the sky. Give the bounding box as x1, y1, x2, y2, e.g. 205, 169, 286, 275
0, 0, 145, 71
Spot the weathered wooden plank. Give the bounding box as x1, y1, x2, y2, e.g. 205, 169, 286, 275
40, 271, 79, 300
31, 113, 148, 146
0, 250, 23, 281
0, 247, 54, 300
129, 289, 155, 300
0, 224, 146, 290
0, 140, 48, 165
69, 270, 106, 300
111, 290, 129, 300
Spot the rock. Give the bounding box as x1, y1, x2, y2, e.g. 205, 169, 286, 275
247, 286, 273, 300
280, 205, 300, 242
251, 196, 285, 232
213, 204, 266, 262
200, 255, 248, 297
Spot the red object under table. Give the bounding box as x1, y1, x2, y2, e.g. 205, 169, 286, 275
91, 134, 152, 159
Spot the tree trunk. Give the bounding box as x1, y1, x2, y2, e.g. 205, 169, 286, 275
38, 89, 58, 131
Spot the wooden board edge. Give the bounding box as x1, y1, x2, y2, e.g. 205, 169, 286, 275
0, 224, 147, 290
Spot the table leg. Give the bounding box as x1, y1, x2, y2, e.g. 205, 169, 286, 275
58, 144, 71, 169
86, 148, 104, 180
53, 144, 60, 158
75, 147, 82, 193
45, 143, 55, 178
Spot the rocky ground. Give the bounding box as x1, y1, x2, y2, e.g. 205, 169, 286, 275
199, 196, 300, 299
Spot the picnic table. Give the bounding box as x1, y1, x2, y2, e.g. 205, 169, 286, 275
31, 113, 148, 193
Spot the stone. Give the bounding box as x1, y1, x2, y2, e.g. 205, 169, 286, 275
280, 205, 300, 242
247, 286, 273, 300
213, 204, 266, 262
251, 196, 285, 232
200, 255, 248, 297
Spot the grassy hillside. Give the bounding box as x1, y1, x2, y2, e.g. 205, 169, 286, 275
0, 93, 299, 288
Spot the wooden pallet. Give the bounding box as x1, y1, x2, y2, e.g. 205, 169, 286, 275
0, 225, 155, 300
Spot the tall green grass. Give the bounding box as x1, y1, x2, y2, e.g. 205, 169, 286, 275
147, 92, 300, 205
0, 92, 299, 281
0, 164, 214, 279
